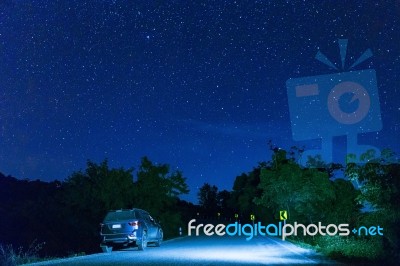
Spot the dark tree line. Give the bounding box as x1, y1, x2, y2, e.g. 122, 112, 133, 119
1, 146, 399, 263
0, 157, 190, 256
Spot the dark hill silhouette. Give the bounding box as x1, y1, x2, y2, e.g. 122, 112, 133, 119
0, 172, 63, 256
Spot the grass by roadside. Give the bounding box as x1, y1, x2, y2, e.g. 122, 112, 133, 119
0, 240, 46, 266
0, 241, 90, 266
287, 235, 387, 265
11, 235, 187, 266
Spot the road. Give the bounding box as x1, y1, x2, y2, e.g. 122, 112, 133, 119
30, 235, 336, 265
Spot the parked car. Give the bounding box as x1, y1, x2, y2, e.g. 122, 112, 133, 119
100, 208, 163, 252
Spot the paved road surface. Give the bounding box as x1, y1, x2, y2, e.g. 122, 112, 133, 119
30, 235, 336, 265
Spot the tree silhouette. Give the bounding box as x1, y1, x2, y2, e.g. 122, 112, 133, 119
198, 183, 219, 218
134, 157, 189, 237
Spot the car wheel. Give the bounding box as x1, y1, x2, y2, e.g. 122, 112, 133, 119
101, 245, 113, 253
138, 230, 147, 251
154, 229, 163, 247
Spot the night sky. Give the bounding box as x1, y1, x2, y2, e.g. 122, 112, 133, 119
0, 1, 399, 202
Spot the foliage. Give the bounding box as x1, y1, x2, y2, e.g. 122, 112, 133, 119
327, 179, 360, 225
63, 159, 135, 216
0, 240, 45, 266
1, 146, 398, 264
314, 235, 384, 261
0, 174, 62, 255
229, 165, 271, 222
266, 147, 398, 263
198, 183, 219, 216
134, 157, 189, 238
197, 183, 234, 219
60, 160, 136, 252
345, 149, 400, 261
217, 190, 232, 217
254, 149, 338, 224
0, 156, 190, 257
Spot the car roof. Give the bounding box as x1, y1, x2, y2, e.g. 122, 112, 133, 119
108, 208, 148, 213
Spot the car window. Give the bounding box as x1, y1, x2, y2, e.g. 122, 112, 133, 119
104, 210, 136, 222
134, 210, 141, 218
145, 213, 153, 222
135, 210, 145, 220
139, 211, 151, 221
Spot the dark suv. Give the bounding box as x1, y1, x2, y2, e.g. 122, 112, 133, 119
100, 208, 163, 252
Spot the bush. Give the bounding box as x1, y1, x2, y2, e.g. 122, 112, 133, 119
0, 240, 45, 266
315, 235, 384, 260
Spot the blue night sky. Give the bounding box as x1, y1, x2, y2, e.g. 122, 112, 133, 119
0, 1, 399, 202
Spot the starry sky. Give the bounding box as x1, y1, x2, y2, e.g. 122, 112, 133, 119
0, 1, 399, 202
